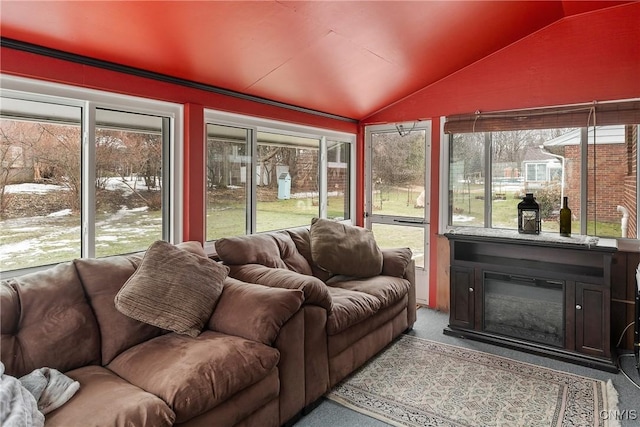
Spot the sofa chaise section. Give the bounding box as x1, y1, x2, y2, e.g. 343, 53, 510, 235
1, 244, 305, 427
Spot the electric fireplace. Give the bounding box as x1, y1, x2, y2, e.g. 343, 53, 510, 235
445, 231, 617, 372
483, 272, 564, 348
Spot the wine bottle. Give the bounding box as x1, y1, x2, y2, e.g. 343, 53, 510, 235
559, 196, 571, 237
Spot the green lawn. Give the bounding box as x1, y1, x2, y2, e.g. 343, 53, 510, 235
2, 187, 623, 273
452, 185, 622, 236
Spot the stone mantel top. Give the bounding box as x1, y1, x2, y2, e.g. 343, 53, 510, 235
444, 226, 618, 252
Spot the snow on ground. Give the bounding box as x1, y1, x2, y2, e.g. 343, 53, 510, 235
103, 177, 151, 195
6, 177, 151, 196
452, 215, 475, 222
4, 183, 68, 194
47, 209, 72, 217
1, 184, 158, 271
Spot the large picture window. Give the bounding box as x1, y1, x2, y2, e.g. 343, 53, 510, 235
205, 110, 354, 241
444, 101, 640, 238
0, 76, 181, 275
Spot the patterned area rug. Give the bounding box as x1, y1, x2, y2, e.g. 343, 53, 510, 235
326, 335, 619, 427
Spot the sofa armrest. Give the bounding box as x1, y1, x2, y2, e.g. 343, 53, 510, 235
381, 247, 413, 277
228, 264, 332, 311
208, 278, 304, 345
404, 259, 417, 328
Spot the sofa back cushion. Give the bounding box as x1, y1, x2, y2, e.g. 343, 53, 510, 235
0, 262, 101, 377
75, 241, 208, 363
209, 277, 304, 345
215, 231, 312, 275
74, 255, 166, 365
310, 218, 383, 278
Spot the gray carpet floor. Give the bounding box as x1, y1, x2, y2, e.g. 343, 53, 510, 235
294, 307, 640, 427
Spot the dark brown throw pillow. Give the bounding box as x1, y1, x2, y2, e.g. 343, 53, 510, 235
115, 240, 229, 338
310, 218, 383, 278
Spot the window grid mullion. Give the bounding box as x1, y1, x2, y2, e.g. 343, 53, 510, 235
82, 102, 96, 258
319, 137, 328, 218
484, 133, 492, 228
248, 128, 257, 234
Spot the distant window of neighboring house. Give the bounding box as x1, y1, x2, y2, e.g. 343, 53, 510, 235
526, 163, 548, 182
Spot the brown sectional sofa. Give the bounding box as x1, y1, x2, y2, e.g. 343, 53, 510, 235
214, 225, 417, 410
1, 245, 305, 427
1, 224, 416, 426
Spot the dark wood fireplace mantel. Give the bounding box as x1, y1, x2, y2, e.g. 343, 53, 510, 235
444, 228, 618, 372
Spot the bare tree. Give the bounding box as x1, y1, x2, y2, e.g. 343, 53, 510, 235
35, 123, 82, 211
257, 145, 286, 187
0, 121, 34, 215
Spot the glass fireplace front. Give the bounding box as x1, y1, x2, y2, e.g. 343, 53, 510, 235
483, 272, 564, 347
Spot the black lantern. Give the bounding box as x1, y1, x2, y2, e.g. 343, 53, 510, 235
518, 193, 541, 234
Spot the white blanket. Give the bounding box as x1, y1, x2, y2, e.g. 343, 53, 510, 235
0, 362, 80, 427
0, 363, 44, 427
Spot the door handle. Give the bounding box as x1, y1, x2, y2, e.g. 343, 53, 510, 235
393, 219, 426, 225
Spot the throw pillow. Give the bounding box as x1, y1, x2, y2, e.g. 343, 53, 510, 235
310, 218, 383, 278
115, 240, 229, 338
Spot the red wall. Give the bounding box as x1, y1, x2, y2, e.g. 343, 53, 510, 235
364, 3, 640, 124
364, 3, 640, 308
0, 47, 358, 243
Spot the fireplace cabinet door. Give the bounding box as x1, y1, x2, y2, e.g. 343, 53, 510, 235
450, 266, 475, 329
574, 281, 611, 358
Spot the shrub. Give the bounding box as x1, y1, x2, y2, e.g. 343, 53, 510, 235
533, 183, 561, 219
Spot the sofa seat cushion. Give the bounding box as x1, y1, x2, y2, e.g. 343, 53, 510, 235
46, 365, 175, 427
328, 296, 408, 358
326, 287, 382, 335
327, 275, 411, 307
107, 330, 280, 423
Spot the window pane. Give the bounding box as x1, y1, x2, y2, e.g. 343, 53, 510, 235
493, 129, 577, 232
372, 223, 424, 268
94, 109, 165, 258
371, 130, 426, 217
256, 131, 319, 232
206, 124, 249, 239
327, 140, 350, 221
491, 130, 532, 230
0, 103, 82, 271
449, 133, 485, 227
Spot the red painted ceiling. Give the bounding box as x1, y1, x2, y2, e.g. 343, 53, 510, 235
0, 1, 633, 120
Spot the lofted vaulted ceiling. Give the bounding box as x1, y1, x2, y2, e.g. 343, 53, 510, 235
0, 1, 634, 120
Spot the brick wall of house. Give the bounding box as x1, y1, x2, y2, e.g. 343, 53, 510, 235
624, 126, 638, 238
289, 150, 348, 194
563, 142, 629, 224
289, 149, 317, 192
563, 146, 580, 219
